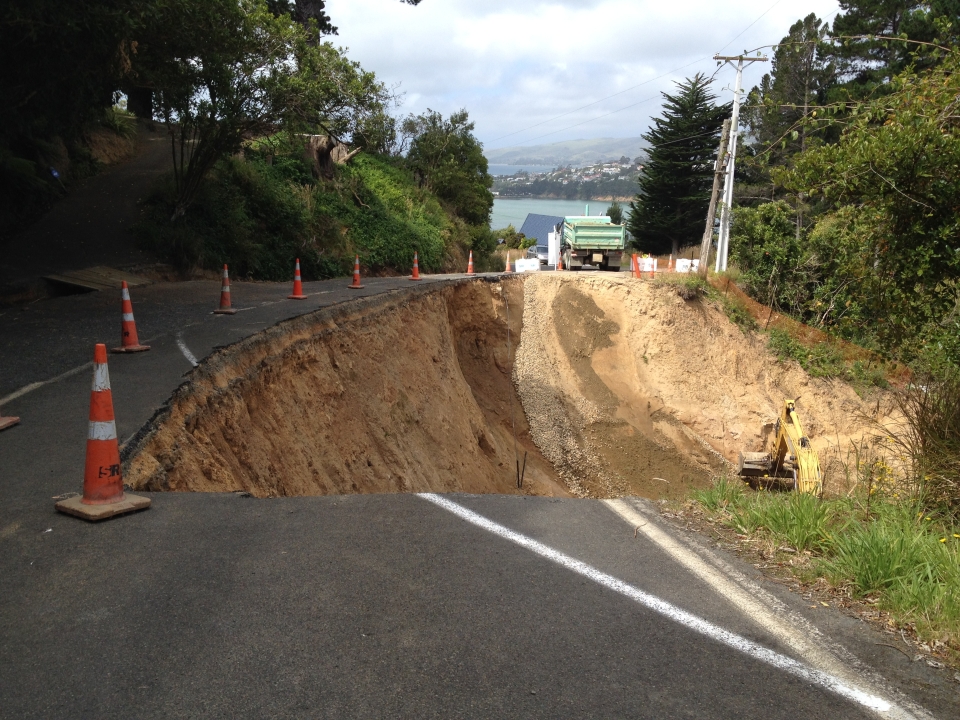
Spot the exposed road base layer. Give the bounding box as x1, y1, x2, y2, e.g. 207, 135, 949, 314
124, 277, 568, 497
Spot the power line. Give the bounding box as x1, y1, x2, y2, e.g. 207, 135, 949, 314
715, 0, 785, 54
488, 0, 805, 150
487, 58, 709, 145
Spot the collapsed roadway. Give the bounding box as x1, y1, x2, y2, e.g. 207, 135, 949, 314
0, 270, 955, 719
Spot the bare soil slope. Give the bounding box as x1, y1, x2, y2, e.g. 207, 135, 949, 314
126, 278, 568, 497
515, 273, 887, 499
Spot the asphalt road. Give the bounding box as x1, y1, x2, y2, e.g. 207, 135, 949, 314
0, 274, 955, 719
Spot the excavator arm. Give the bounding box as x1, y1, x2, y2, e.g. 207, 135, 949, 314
736, 400, 823, 495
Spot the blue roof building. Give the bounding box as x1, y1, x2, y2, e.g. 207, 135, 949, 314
519, 214, 564, 248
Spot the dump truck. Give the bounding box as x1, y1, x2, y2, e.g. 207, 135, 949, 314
559, 215, 626, 271
736, 399, 823, 495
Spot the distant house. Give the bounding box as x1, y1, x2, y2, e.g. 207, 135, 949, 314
520, 213, 563, 248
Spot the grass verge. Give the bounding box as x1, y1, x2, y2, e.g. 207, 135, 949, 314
653, 273, 709, 300
691, 478, 960, 667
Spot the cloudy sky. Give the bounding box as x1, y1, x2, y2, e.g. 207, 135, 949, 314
326, 0, 841, 152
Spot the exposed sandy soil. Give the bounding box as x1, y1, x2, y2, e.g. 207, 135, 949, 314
125, 273, 892, 500
514, 273, 891, 499
125, 278, 568, 497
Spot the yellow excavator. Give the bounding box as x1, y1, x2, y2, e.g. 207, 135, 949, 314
736, 399, 823, 495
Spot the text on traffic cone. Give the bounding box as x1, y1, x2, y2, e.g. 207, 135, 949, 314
55, 345, 151, 520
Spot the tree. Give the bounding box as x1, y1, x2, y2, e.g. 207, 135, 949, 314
134, 0, 392, 219
267, 0, 337, 37
404, 109, 493, 226
606, 200, 624, 225
628, 75, 730, 256
827, 1, 959, 99
778, 48, 960, 355
744, 14, 834, 166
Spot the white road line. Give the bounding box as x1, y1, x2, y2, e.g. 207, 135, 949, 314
0, 362, 93, 406
419, 493, 912, 718
175, 333, 199, 367
603, 499, 932, 720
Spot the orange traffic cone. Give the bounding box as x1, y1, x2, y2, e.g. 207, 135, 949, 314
55, 344, 151, 521
347, 255, 364, 289
0, 406, 19, 432
632, 253, 641, 279
410, 252, 422, 281
504, 251, 512, 273
214, 264, 237, 314
111, 281, 150, 353
288, 258, 307, 299
466, 251, 475, 275
558, 251, 564, 271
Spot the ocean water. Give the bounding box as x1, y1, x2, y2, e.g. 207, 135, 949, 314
491, 198, 628, 230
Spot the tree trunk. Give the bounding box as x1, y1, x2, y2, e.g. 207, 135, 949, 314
302, 135, 361, 179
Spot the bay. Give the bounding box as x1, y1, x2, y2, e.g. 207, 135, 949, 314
491, 197, 628, 230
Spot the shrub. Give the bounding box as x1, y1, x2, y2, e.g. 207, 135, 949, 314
138, 151, 463, 279
101, 107, 138, 140
882, 364, 960, 514
722, 296, 758, 332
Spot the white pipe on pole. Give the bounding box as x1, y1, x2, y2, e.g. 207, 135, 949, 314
716, 58, 743, 273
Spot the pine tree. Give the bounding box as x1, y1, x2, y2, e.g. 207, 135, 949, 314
744, 14, 834, 164
628, 75, 730, 256
828, 1, 959, 98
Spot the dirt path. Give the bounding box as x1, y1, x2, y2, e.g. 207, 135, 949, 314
1, 123, 171, 301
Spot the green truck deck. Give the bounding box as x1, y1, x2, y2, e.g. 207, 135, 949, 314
561, 216, 626, 270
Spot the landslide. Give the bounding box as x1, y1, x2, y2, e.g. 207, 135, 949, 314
125, 278, 568, 497
515, 273, 891, 500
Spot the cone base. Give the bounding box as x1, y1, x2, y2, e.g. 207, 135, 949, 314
111, 344, 150, 353
0, 416, 20, 431
56, 493, 151, 522
347, 283, 364, 289
288, 294, 308, 300
213, 308, 237, 315
409, 276, 422, 281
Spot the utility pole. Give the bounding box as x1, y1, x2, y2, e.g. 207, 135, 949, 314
713, 53, 768, 273
699, 118, 730, 278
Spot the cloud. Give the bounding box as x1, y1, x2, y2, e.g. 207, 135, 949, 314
325, 0, 840, 150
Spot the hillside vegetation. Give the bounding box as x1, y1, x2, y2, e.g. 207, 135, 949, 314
138, 146, 495, 279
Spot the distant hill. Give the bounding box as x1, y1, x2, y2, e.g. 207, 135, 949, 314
484, 137, 646, 167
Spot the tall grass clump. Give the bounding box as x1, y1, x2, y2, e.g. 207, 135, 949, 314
692, 477, 960, 653
882, 364, 960, 514
655, 273, 708, 300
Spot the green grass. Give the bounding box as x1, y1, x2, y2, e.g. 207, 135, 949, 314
692, 479, 960, 654
766, 328, 890, 393
721, 295, 758, 332
654, 273, 708, 300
